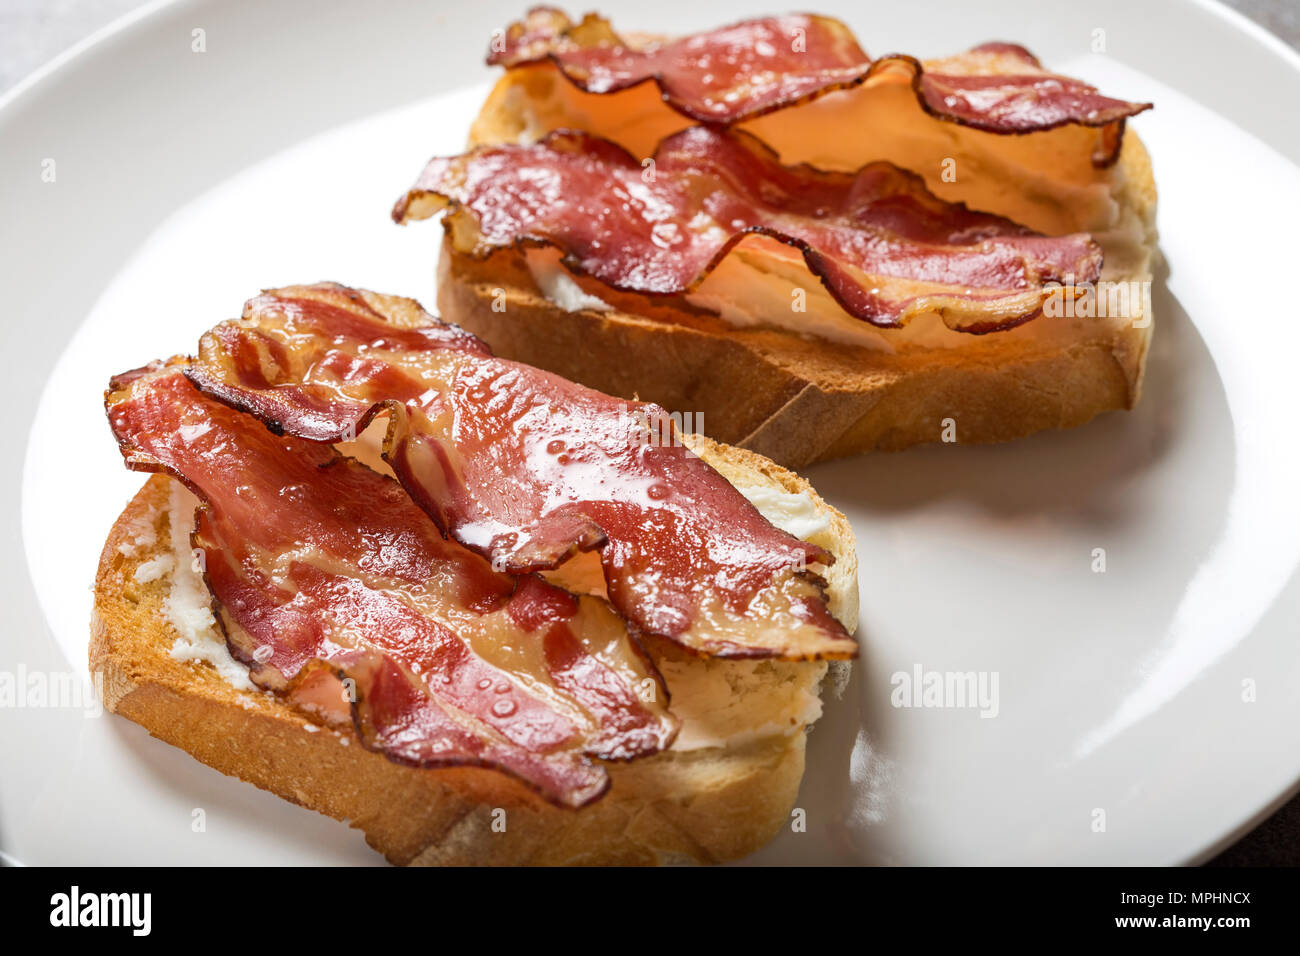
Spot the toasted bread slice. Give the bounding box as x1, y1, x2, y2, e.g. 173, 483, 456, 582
432, 63, 1157, 469
91, 433, 858, 865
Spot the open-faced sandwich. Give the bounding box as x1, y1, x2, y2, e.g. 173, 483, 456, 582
394, 8, 1157, 468
92, 283, 858, 865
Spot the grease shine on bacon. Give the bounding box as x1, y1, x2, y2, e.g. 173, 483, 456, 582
106, 366, 677, 807
184, 284, 857, 661
394, 127, 1102, 332
489, 8, 1150, 164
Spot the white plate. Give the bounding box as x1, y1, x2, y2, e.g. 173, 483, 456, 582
3, 0, 1299, 866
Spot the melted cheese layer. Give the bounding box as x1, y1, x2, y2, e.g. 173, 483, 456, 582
500, 64, 1154, 352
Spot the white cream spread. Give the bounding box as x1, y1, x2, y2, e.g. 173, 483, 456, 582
133, 551, 174, 584
115, 507, 158, 558
524, 248, 613, 313
733, 484, 831, 540
161, 483, 255, 691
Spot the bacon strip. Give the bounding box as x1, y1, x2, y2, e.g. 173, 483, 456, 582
394, 126, 1101, 331
184, 284, 857, 660
106, 366, 677, 807
489, 8, 1150, 165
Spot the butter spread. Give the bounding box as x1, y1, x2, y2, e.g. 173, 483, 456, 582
162, 482, 255, 691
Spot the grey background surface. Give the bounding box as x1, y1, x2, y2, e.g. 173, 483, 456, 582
4, 0, 1297, 91
2, 0, 1297, 866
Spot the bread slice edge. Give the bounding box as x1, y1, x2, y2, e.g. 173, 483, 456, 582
434, 72, 1158, 469
91, 434, 859, 866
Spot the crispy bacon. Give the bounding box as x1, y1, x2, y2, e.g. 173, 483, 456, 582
184, 284, 858, 660
394, 126, 1101, 331
105, 366, 677, 807
489, 8, 1150, 165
